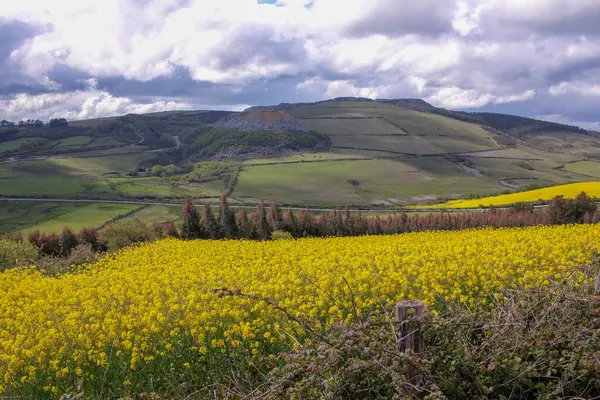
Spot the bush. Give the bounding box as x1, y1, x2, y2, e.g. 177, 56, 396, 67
548, 192, 597, 224
0, 238, 38, 271
99, 219, 157, 252
271, 230, 293, 240
77, 227, 102, 251
37, 243, 100, 275
259, 263, 600, 399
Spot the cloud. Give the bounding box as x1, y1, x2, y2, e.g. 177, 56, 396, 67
0, 0, 599, 127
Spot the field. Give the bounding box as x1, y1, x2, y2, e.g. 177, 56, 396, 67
110, 177, 225, 198
1, 224, 598, 396
0, 178, 110, 197
289, 102, 501, 155
564, 161, 600, 178
423, 181, 600, 208
0, 201, 85, 233
0, 137, 49, 152
23, 203, 141, 233
122, 205, 183, 225
233, 158, 434, 205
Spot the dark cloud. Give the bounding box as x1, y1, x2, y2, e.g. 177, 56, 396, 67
0, 18, 49, 95
347, 0, 456, 38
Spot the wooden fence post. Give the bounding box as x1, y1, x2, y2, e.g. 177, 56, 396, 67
396, 300, 425, 355
396, 299, 425, 394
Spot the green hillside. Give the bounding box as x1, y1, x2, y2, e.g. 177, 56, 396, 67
2, 98, 600, 233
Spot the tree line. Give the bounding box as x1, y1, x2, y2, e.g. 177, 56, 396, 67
0, 118, 68, 128
1, 192, 597, 260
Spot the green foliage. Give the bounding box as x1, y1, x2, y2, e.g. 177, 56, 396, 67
0, 238, 37, 271
271, 230, 293, 240
548, 192, 597, 224
202, 203, 220, 240
184, 127, 329, 158
151, 163, 183, 177
99, 219, 157, 252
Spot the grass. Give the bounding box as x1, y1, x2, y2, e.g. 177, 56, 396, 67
289, 102, 499, 155
0, 178, 111, 197
299, 118, 406, 136
125, 205, 182, 225
47, 154, 156, 176
422, 181, 600, 208
234, 159, 436, 205
0, 201, 85, 234
23, 203, 141, 233
89, 137, 130, 147
53, 136, 93, 148
72, 145, 150, 156
564, 161, 600, 178
242, 152, 371, 165
0, 138, 49, 153
110, 177, 226, 198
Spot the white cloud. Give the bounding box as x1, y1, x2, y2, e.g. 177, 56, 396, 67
427, 88, 536, 109
0, 0, 599, 126
549, 82, 600, 97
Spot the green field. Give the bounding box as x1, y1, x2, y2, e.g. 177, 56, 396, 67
564, 161, 600, 178
235, 159, 439, 205
0, 178, 111, 197
47, 154, 156, 176
299, 118, 406, 136
242, 152, 371, 165
289, 103, 500, 155
125, 205, 183, 225
54, 136, 94, 148
24, 203, 141, 233
0, 201, 85, 233
0, 137, 49, 153
110, 177, 226, 198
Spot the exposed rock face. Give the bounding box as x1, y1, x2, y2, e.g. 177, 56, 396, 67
211, 111, 311, 132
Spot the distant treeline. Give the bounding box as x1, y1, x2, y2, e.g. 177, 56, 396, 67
1, 192, 597, 264
0, 118, 68, 128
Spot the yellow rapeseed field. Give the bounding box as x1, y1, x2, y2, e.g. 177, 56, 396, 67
421, 181, 600, 209
1, 224, 599, 395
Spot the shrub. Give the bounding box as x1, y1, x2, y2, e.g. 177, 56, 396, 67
271, 230, 293, 240
99, 219, 157, 252
261, 264, 600, 399
37, 243, 100, 275
77, 227, 102, 251
59, 227, 79, 256
0, 238, 38, 271
38, 233, 61, 256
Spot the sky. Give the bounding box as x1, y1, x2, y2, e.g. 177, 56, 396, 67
0, 0, 599, 129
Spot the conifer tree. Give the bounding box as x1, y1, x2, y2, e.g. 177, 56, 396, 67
255, 200, 271, 240
284, 207, 299, 237
269, 201, 283, 231
236, 207, 251, 238
218, 195, 238, 238
181, 198, 204, 239
202, 202, 220, 239
298, 208, 313, 237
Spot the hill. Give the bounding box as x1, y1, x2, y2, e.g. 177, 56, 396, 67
2, 97, 600, 233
